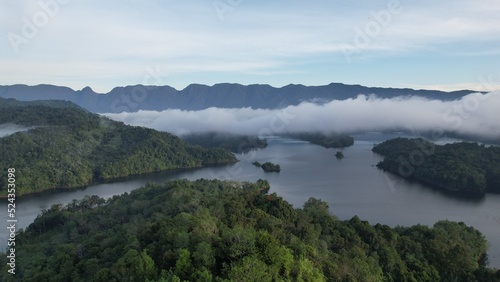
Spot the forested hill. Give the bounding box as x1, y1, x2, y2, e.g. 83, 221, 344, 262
0, 97, 81, 109
0, 98, 236, 197
181, 132, 268, 153
0, 83, 478, 113
285, 132, 354, 148
1, 179, 497, 281
372, 138, 500, 194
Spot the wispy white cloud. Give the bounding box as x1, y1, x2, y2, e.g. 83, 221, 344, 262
105, 91, 500, 140
1, 0, 499, 92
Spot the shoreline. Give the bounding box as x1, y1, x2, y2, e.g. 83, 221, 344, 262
0, 160, 238, 200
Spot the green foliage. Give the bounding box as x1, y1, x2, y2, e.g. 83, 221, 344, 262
1, 179, 496, 281
226, 255, 272, 282
0, 101, 236, 196
287, 132, 354, 148
182, 131, 268, 153
373, 138, 500, 193
260, 162, 281, 172
0, 97, 81, 109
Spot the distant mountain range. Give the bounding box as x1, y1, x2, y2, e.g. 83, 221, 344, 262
0, 83, 479, 113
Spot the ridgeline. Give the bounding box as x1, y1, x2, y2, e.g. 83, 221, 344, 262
0, 83, 478, 113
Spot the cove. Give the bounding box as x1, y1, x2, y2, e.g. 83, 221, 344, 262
1, 133, 499, 268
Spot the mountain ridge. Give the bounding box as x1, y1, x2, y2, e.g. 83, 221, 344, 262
0, 82, 480, 113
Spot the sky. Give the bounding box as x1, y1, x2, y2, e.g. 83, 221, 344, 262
1, 0, 500, 93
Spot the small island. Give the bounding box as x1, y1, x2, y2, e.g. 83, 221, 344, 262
262, 162, 281, 172
335, 151, 344, 159
252, 161, 281, 172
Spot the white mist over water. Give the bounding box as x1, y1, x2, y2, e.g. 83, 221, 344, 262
104, 92, 500, 140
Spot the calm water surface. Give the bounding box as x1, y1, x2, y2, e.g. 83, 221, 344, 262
1, 133, 499, 268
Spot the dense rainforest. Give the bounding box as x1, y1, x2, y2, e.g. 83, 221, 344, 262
372, 138, 500, 194
1, 179, 498, 281
181, 132, 268, 153
286, 132, 354, 148
0, 98, 236, 197
181, 131, 355, 153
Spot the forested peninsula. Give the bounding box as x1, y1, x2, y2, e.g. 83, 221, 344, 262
182, 132, 268, 153
0, 98, 236, 197
1, 179, 497, 281
373, 138, 500, 194
287, 132, 354, 148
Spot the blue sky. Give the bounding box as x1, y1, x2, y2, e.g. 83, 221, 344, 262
1, 0, 500, 93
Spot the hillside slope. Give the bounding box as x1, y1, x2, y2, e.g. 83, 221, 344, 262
0, 98, 236, 197
372, 138, 500, 194
1, 179, 497, 281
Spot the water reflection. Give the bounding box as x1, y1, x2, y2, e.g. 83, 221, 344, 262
381, 171, 487, 204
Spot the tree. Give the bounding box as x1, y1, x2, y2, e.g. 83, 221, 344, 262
174, 249, 192, 280
227, 256, 272, 282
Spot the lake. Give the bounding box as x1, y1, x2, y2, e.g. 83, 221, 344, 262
1, 133, 499, 268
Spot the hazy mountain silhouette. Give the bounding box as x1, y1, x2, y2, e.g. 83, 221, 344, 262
0, 83, 478, 113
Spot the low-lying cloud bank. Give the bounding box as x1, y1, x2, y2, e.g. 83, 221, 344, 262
0, 123, 32, 138
104, 91, 500, 140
